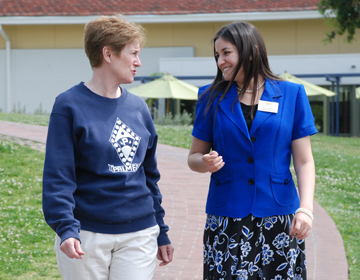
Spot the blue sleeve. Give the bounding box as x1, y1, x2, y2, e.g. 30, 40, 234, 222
143, 112, 171, 246
192, 86, 213, 143
292, 84, 318, 140
42, 110, 81, 244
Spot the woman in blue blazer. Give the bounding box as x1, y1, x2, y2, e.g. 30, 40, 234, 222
188, 22, 317, 280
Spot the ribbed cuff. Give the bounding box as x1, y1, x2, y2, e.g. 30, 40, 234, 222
157, 232, 171, 247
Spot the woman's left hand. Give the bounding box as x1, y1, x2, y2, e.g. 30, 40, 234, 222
289, 212, 313, 240
157, 244, 174, 266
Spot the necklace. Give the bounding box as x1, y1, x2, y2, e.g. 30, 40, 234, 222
237, 80, 265, 93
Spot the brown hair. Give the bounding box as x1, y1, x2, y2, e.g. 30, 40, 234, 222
84, 15, 145, 68
202, 22, 281, 116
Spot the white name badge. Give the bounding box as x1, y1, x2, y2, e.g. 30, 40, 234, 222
258, 100, 279, 113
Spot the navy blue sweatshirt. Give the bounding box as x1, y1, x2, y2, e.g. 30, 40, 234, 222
42, 82, 170, 246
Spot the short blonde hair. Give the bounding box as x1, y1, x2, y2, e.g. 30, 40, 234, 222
84, 15, 145, 68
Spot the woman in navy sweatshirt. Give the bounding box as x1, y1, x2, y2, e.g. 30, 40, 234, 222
43, 15, 174, 280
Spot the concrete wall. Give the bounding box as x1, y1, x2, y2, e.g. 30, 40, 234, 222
1, 19, 360, 56
0, 24, 85, 49
0, 17, 359, 135
0, 47, 193, 113
159, 53, 360, 86
255, 19, 360, 55
0, 50, 6, 111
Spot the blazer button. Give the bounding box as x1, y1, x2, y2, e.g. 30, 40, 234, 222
215, 180, 220, 185
284, 179, 289, 185
248, 179, 255, 185
247, 157, 254, 164
251, 137, 256, 143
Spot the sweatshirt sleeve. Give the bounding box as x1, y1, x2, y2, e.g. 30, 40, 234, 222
143, 122, 171, 247
42, 110, 81, 244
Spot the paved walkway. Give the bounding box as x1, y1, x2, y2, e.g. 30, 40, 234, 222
0, 120, 349, 280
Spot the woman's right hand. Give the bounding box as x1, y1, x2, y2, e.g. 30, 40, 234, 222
188, 137, 224, 173
60, 237, 85, 259
202, 150, 225, 173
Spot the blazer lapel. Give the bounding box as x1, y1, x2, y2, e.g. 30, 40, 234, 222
250, 79, 283, 135
219, 83, 250, 138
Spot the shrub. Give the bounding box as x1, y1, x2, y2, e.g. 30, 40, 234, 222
154, 110, 192, 126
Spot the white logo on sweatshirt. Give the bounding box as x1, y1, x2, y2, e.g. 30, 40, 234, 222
109, 118, 141, 173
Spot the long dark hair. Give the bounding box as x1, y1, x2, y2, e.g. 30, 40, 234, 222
201, 22, 281, 117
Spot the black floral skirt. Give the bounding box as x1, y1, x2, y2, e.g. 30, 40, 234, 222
203, 214, 307, 280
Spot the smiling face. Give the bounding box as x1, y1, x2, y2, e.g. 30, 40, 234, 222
214, 37, 244, 86
111, 40, 141, 85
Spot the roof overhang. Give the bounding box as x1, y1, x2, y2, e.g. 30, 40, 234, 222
0, 10, 324, 25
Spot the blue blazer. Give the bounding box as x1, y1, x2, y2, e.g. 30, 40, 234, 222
192, 79, 317, 218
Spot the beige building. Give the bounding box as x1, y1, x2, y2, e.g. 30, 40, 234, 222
0, 0, 359, 135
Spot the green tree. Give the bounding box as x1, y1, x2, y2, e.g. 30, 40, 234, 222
318, 0, 360, 43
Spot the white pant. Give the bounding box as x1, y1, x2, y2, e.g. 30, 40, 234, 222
55, 225, 160, 280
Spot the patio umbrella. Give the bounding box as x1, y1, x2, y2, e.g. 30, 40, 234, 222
128, 74, 198, 100
279, 72, 336, 97
356, 87, 360, 99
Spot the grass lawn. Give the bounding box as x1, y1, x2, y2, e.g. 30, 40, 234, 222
0, 114, 359, 279
311, 135, 360, 278
0, 113, 49, 126
0, 141, 60, 279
